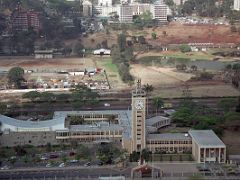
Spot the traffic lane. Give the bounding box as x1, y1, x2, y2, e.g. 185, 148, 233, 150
0, 168, 128, 179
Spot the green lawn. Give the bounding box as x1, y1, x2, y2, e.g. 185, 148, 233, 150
95, 57, 125, 88
165, 52, 214, 60
150, 154, 193, 162
102, 58, 118, 72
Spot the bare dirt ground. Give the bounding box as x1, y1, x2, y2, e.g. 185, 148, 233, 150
130, 64, 240, 98
130, 64, 194, 86
144, 22, 240, 44
0, 57, 95, 71
67, 22, 240, 49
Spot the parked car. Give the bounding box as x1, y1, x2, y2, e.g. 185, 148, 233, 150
46, 163, 52, 168
1, 165, 10, 170
59, 163, 65, 168
84, 162, 91, 167
69, 159, 78, 163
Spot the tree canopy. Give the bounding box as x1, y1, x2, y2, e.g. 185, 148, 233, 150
7, 67, 25, 88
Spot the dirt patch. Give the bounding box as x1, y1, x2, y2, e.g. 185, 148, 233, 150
130, 64, 193, 86
0, 57, 95, 71
222, 130, 240, 155
144, 22, 240, 44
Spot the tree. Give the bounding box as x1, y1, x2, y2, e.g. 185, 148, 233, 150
151, 32, 157, 39
130, 151, 140, 162
7, 67, 25, 88
74, 42, 85, 56
138, 36, 146, 44
231, 26, 237, 33
140, 10, 153, 27
61, 154, 68, 163
190, 65, 198, 72
46, 143, 52, 152
179, 44, 191, 53
141, 149, 150, 162
217, 98, 238, 112
40, 92, 56, 102
164, 0, 174, 7
153, 97, 164, 116
76, 144, 90, 159
0, 103, 7, 114
118, 33, 126, 52
22, 91, 41, 102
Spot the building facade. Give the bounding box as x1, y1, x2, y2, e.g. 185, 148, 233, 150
234, 0, 240, 11
11, 10, 41, 32
131, 79, 147, 152
0, 81, 227, 164
83, 0, 93, 17
118, 5, 133, 23
151, 1, 167, 24
189, 130, 226, 163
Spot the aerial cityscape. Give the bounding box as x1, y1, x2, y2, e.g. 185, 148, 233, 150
0, 0, 240, 179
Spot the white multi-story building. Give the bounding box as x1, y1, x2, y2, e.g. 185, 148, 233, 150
131, 3, 151, 15
150, 1, 167, 24
82, 0, 93, 17
234, 0, 240, 11
98, 0, 112, 7
118, 4, 133, 23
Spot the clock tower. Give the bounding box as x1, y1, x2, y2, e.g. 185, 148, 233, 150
131, 79, 146, 153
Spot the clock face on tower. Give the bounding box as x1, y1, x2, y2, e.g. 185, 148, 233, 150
135, 100, 144, 110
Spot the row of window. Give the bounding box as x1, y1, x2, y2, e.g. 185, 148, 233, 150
147, 140, 192, 145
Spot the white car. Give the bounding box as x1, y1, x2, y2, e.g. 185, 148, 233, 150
41, 156, 48, 160
104, 103, 110, 107
1, 165, 9, 170
59, 163, 65, 168
46, 163, 52, 168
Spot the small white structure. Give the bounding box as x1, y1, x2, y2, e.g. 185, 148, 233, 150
234, 0, 240, 11
34, 50, 53, 59
93, 48, 111, 55
69, 71, 85, 76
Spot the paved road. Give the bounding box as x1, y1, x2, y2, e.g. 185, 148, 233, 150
0, 166, 132, 180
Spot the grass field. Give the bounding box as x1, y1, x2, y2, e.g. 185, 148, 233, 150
95, 57, 127, 89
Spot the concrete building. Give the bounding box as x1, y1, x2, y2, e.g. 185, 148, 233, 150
131, 3, 151, 15
83, 0, 93, 17
189, 130, 226, 163
131, 79, 147, 152
93, 48, 111, 55
234, 0, 240, 11
151, 1, 167, 24
172, 0, 187, 6
34, 50, 53, 59
0, 80, 227, 163
118, 4, 133, 23
147, 133, 192, 153
98, 0, 112, 6
11, 10, 41, 32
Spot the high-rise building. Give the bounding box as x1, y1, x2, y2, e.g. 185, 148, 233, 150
131, 79, 146, 152
98, 0, 112, 7
11, 10, 41, 32
83, 0, 93, 17
151, 1, 167, 24
118, 4, 133, 23
234, 0, 240, 11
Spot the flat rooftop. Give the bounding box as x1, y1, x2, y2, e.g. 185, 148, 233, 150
146, 116, 170, 126
189, 130, 226, 148
147, 133, 191, 141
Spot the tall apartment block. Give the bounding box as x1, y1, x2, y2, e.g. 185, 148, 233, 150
234, 0, 240, 11
151, 1, 167, 24
11, 10, 41, 32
